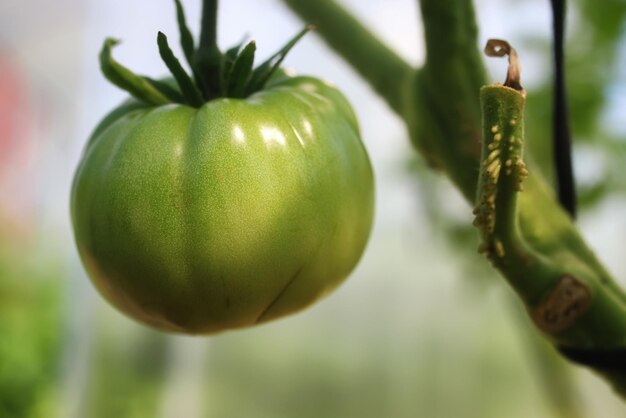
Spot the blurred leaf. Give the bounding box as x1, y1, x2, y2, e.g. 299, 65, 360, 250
0, 251, 62, 418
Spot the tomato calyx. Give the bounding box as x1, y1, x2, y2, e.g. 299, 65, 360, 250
99, 0, 313, 107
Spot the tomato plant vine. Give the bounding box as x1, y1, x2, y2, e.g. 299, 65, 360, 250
281, 0, 626, 399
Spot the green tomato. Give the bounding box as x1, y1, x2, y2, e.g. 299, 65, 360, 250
71, 75, 374, 334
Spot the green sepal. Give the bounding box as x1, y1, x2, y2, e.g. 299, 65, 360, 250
225, 41, 256, 98
222, 36, 248, 88
99, 38, 170, 105
157, 31, 204, 107
142, 77, 185, 103
173, 0, 207, 98
245, 25, 312, 95
174, 0, 195, 67
100, 4, 311, 107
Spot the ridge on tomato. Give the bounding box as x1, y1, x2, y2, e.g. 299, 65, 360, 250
70, 0, 374, 334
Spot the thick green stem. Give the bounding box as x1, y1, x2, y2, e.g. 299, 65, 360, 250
196, 0, 222, 97
406, 0, 487, 195
477, 83, 626, 395
419, 0, 485, 97
475, 85, 561, 303
282, 0, 412, 114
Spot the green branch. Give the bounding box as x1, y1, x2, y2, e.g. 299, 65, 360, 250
411, 0, 487, 197
281, 0, 412, 114
281, 0, 626, 397
476, 81, 626, 395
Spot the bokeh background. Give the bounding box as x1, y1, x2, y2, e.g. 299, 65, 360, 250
1, 0, 626, 417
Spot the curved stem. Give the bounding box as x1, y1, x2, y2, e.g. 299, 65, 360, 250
475, 85, 562, 303
478, 83, 626, 354
484, 39, 523, 92
410, 0, 487, 198
281, 0, 413, 115
419, 0, 485, 96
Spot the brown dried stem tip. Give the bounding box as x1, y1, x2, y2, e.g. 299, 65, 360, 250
484, 39, 524, 93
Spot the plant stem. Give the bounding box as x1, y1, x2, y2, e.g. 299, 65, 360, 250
551, 0, 577, 218
199, 0, 218, 55
282, 0, 412, 114
281, 0, 626, 397
196, 0, 222, 97
409, 0, 487, 198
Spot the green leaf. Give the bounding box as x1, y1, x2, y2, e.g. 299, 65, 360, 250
246, 25, 312, 95
99, 38, 170, 105
225, 41, 256, 98
157, 31, 204, 107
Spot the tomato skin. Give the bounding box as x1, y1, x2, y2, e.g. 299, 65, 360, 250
71, 75, 374, 334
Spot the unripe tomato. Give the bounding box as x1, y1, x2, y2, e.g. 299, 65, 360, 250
71, 75, 374, 334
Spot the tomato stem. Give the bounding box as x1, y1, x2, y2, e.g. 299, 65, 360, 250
196, 0, 223, 98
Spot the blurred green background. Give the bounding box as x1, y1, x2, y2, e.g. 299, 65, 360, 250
1, 0, 625, 417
